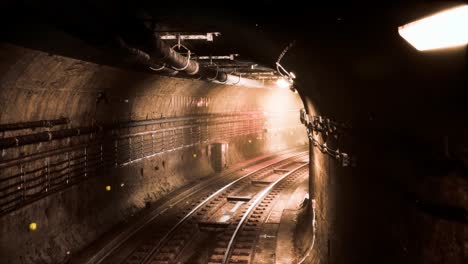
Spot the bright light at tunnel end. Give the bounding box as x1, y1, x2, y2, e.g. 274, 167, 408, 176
398, 5, 468, 51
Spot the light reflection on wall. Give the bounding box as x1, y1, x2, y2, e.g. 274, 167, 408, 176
261, 89, 308, 153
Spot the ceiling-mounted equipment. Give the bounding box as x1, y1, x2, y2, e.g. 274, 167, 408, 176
243, 72, 276, 76
194, 54, 239, 61
205, 64, 259, 70
276, 41, 296, 91
398, 5, 468, 51
159, 32, 221, 42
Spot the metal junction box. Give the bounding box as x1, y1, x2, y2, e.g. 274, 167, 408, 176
209, 142, 228, 172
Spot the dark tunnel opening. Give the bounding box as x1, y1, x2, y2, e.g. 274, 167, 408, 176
1, 1, 467, 264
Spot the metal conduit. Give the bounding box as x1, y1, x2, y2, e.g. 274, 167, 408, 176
147, 34, 264, 87
117, 37, 178, 75
148, 34, 200, 75
0, 112, 270, 150
117, 34, 264, 87
0, 118, 69, 132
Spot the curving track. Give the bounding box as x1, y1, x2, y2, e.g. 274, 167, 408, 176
90, 149, 309, 264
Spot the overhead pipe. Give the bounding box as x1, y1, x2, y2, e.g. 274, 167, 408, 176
147, 34, 264, 88
148, 34, 200, 75
116, 37, 178, 75
115, 32, 264, 87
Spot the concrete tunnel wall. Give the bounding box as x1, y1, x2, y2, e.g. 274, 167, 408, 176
290, 96, 338, 264
0, 44, 309, 263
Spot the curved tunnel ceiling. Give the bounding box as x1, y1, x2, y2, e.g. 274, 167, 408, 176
0, 1, 467, 264
2, 1, 466, 128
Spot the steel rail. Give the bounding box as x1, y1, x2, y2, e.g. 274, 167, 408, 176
221, 162, 309, 264
140, 152, 308, 264
84, 148, 306, 264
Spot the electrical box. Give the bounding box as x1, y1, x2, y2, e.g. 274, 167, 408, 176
210, 142, 228, 172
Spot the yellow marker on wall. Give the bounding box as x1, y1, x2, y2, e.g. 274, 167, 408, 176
105, 185, 111, 191
29, 222, 37, 231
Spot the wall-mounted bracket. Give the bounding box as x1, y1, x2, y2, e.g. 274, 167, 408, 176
194, 54, 239, 60
159, 32, 221, 42
300, 109, 354, 167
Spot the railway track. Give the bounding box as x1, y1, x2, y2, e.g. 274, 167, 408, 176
94, 150, 308, 264
215, 162, 308, 264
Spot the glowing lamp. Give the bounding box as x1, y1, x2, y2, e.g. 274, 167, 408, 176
398, 5, 468, 51
29, 222, 37, 231
276, 78, 291, 89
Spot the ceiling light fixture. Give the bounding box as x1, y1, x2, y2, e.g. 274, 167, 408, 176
276, 78, 291, 89
276, 41, 297, 91
398, 5, 468, 51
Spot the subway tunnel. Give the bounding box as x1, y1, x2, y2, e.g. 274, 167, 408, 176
0, 1, 467, 264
